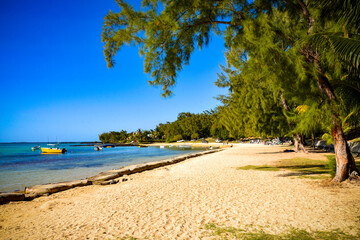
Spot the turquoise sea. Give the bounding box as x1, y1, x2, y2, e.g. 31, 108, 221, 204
0, 142, 201, 193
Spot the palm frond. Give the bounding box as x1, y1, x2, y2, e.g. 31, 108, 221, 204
307, 32, 360, 69
295, 105, 310, 114
315, 0, 360, 30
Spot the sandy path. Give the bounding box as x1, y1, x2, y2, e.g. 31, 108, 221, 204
0, 144, 359, 239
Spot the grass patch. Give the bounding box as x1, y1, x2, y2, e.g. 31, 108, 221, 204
237, 157, 332, 179
296, 175, 331, 180
237, 165, 280, 171
275, 157, 330, 174
236, 155, 360, 179
203, 223, 360, 240
237, 156, 360, 180
324, 155, 360, 178
326, 155, 337, 178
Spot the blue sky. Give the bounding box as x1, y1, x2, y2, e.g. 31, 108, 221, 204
0, 0, 228, 142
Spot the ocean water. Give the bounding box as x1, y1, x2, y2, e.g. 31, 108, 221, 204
0, 143, 202, 193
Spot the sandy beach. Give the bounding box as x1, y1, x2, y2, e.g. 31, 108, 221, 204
0, 144, 359, 239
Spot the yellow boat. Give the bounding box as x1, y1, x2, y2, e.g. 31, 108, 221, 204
41, 144, 67, 154
103, 144, 115, 148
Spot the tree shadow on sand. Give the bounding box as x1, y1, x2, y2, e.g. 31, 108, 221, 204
256, 147, 331, 155
238, 156, 360, 179
237, 158, 332, 179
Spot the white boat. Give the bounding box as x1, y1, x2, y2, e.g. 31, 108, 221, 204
94, 146, 103, 151
178, 145, 192, 149
31, 145, 40, 151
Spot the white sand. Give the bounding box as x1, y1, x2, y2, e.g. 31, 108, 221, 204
0, 144, 359, 239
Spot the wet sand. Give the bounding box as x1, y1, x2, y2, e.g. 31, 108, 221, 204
0, 144, 359, 239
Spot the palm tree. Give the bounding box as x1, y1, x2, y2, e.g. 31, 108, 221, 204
309, 0, 360, 69
304, 0, 360, 181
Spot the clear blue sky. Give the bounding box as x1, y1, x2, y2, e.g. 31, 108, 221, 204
0, 0, 228, 142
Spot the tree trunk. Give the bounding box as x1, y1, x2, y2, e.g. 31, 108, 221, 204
315, 64, 358, 181
294, 134, 308, 153
279, 92, 307, 153
297, 0, 358, 181
312, 135, 315, 150
294, 137, 299, 152
331, 118, 359, 182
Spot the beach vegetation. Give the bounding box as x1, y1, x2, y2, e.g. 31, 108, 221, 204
326, 155, 337, 178
171, 134, 183, 142
237, 165, 281, 171
238, 156, 360, 180
99, 130, 129, 143
99, 110, 230, 143
237, 157, 339, 179
203, 223, 360, 240
102, 0, 360, 181
191, 132, 200, 140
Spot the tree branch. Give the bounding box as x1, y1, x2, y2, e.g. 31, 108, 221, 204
229, 1, 243, 22
186, 19, 241, 30
296, 0, 314, 35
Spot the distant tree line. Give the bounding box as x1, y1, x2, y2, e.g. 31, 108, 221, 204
99, 111, 230, 143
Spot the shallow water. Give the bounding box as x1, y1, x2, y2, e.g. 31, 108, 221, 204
0, 142, 201, 192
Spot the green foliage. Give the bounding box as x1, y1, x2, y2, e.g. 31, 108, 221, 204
119, 237, 138, 240
99, 110, 232, 143
290, 104, 329, 139
237, 165, 280, 171
99, 130, 129, 143
203, 223, 360, 240
307, 33, 360, 69
155, 111, 225, 141
210, 109, 231, 140
99, 129, 155, 143
102, 0, 251, 96
171, 134, 183, 142
237, 157, 334, 179
321, 133, 334, 145
213, 7, 323, 140
326, 155, 337, 178
211, 125, 230, 140
191, 132, 199, 140
322, 110, 358, 144
311, 0, 360, 69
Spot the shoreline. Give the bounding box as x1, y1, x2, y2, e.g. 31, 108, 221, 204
0, 148, 222, 204
0, 143, 221, 195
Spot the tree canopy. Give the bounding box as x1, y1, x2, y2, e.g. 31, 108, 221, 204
99, 111, 230, 143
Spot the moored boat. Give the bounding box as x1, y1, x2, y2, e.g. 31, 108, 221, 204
103, 144, 115, 148
94, 146, 103, 151
41, 144, 67, 154
32, 145, 40, 151
139, 145, 148, 148
178, 145, 192, 149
